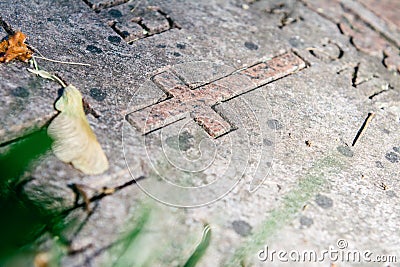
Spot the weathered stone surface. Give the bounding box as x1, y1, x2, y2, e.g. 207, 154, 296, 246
0, 0, 400, 266
302, 0, 400, 73
360, 0, 400, 29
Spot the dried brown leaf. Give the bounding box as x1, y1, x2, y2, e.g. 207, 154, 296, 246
0, 31, 33, 63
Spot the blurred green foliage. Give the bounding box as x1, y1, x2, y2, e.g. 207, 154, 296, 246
0, 129, 68, 265
0, 129, 212, 267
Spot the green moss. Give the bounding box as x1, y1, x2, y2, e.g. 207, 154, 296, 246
225, 156, 343, 266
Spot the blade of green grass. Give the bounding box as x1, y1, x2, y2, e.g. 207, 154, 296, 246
111, 207, 152, 267
182, 224, 211, 267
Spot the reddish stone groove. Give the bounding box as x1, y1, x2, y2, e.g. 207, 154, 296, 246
127, 52, 306, 138
301, 0, 400, 72
358, 0, 400, 29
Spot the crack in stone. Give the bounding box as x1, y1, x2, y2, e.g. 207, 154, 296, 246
82, 0, 130, 11
265, 3, 304, 29
0, 15, 15, 35
64, 176, 146, 214
351, 112, 375, 146
369, 89, 389, 99
307, 40, 344, 62
351, 62, 360, 88
150, 6, 182, 30
368, 84, 393, 99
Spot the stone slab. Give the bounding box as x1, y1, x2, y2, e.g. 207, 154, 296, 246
0, 0, 399, 266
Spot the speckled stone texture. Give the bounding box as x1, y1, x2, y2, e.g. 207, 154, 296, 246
0, 0, 399, 266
